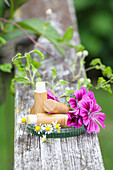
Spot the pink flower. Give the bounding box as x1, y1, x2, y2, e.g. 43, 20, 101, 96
79, 99, 105, 133
69, 87, 96, 109
47, 90, 59, 102
69, 87, 86, 109
67, 110, 83, 128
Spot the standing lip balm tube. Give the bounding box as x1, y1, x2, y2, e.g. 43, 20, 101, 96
34, 82, 47, 113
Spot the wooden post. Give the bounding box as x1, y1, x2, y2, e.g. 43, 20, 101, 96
14, 0, 105, 169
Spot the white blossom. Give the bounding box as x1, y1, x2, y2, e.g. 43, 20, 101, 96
46, 8, 52, 16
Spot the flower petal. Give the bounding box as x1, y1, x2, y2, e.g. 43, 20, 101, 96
47, 90, 59, 102
87, 119, 100, 133
79, 99, 92, 112
91, 113, 105, 129
91, 101, 102, 113
74, 87, 86, 101
69, 98, 77, 109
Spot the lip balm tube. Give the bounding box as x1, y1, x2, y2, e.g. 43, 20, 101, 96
43, 99, 71, 114
27, 113, 69, 128
34, 82, 47, 113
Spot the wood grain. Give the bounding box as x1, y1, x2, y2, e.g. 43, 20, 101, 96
14, 0, 105, 169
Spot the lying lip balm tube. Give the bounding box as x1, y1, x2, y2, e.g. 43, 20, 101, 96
27, 113, 69, 128
43, 99, 71, 114
34, 82, 47, 113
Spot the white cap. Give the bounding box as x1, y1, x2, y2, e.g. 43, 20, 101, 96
36, 82, 46, 93
27, 115, 37, 124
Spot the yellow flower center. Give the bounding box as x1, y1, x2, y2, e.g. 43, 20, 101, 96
21, 118, 26, 123
35, 126, 41, 131
46, 127, 50, 131
57, 129, 61, 133
55, 124, 59, 129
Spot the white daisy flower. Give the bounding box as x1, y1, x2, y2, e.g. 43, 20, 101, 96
44, 124, 53, 134
52, 120, 61, 131
17, 115, 27, 124
34, 123, 44, 134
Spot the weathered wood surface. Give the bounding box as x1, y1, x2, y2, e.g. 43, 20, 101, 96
14, 0, 105, 169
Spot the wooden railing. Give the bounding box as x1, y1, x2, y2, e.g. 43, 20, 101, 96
14, 0, 105, 169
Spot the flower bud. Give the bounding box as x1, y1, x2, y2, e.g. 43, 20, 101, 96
79, 78, 84, 83
46, 9, 52, 16
83, 50, 88, 57
87, 78, 91, 83
76, 51, 83, 57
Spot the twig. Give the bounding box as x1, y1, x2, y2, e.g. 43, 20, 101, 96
0, 17, 72, 74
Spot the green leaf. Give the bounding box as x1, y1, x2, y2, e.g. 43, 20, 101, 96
90, 58, 101, 66
57, 80, 68, 85
0, 36, 7, 46
66, 43, 75, 48
26, 53, 32, 70
102, 84, 112, 95
32, 59, 41, 69
102, 66, 112, 78
34, 49, 44, 61
60, 89, 75, 97
14, 77, 30, 84
62, 26, 73, 42
13, 60, 20, 67
17, 67, 27, 77
17, 19, 65, 56
10, 78, 15, 95
31, 64, 37, 77
97, 77, 106, 86
51, 69, 57, 80
75, 44, 85, 52
0, 63, 12, 73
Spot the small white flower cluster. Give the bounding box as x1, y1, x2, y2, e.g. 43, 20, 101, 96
17, 116, 61, 135
34, 121, 61, 134
76, 50, 88, 58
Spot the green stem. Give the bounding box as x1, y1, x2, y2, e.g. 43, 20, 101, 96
45, 140, 54, 144
85, 66, 96, 72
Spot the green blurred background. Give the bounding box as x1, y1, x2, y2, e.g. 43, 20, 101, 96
0, 0, 113, 169
74, 0, 113, 169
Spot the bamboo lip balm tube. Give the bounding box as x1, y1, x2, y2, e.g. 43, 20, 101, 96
43, 99, 71, 114
27, 113, 69, 128
34, 82, 47, 113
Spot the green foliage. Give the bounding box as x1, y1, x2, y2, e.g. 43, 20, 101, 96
17, 19, 65, 56
12, 49, 42, 91
0, 63, 12, 73
34, 49, 44, 61
0, 36, 7, 47
90, 58, 101, 66
10, 78, 15, 95
51, 69, 57, 81
75, 44, 85, 52
74, 0, 113, 68
97, 77, 112, 95
58, 26, 73, 44
102, 66, 112, 79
